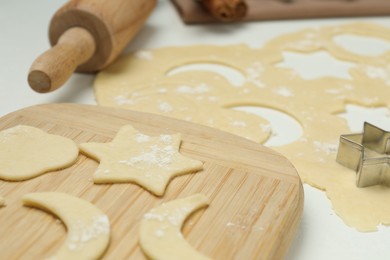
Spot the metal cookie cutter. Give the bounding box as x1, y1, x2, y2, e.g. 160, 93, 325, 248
336, 122, 390, 188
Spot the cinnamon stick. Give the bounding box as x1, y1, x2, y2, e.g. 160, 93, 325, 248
199, 0, 248, 22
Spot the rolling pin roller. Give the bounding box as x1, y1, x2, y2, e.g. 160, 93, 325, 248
28, 0, 156, 93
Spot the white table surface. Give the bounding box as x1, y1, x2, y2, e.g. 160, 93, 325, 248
1, 1, 390, 259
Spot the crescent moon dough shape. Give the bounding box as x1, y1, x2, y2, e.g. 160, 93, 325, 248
22, 192, 110, 260
139, 194, 210, 260
79, 125, 204, 196
0, 125, 79, 181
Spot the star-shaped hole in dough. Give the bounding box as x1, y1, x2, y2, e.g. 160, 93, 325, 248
79, 125, 203, 196
277, 51, 355, 80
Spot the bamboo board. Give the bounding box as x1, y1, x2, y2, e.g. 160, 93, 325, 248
0, 103, 303, 259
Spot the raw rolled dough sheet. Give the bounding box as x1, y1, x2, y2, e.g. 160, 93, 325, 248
0, 125, 79, 181
94, 23, 390, 232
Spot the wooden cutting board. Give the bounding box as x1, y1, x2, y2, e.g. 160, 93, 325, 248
0, 103, 303, 259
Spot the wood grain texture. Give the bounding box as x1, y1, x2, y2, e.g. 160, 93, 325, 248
0, 104, 303, 259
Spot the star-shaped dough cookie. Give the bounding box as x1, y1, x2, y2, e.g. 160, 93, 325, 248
79, 125, 203, 196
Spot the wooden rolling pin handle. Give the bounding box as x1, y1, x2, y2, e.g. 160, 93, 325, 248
28, 27, 96, 93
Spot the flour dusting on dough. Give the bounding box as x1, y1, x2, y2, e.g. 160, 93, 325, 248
143, 204, 193, 226
139, 194, 210, 260
313, 141, 338, 155
115, 95, 134, 105
363, 65, 390, 84
231, 120, 247, 127
94, 23, 390, 231
68, 215, 110, 251
246, 62, 264, 88
274, 87, 294, 97
135, 133, 151, 143
79, 125, 203, 196
135, 50, 153, 60
176, 84, 210, 94
119, 144, 175, 169
22, 192, 110, 259
158, 101, 173, 113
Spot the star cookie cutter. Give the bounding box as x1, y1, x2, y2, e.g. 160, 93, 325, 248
336, 122, 390, 188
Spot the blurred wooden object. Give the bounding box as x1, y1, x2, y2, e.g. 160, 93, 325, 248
171, 0, 390, 24
199, 0, 248, 22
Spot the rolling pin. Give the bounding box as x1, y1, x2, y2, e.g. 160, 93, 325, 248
28, 0, 156, 93
199, 0, 248, 22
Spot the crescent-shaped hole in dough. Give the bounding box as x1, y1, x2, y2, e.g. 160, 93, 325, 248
337, 104, 390, 132
93, 23, 390, 231
22, 192, 110, 260
139, 194, 210, 260
276, 51, 355, 80
166, 63, 246, 87
232, 106, 303, 147
333, 34, 390, 56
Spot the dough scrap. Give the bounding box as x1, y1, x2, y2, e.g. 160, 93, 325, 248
79, 125, 203, 196
94, 23, 390, 231
22, 192, 110, 260
139, 194, 210, 260
0, 196, 5, 207
0, 125, 79, 181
